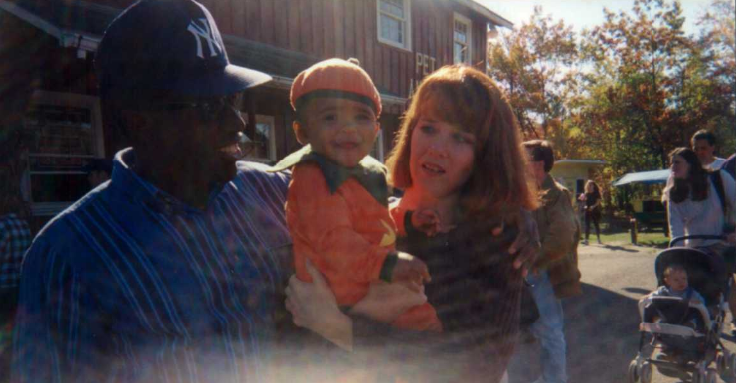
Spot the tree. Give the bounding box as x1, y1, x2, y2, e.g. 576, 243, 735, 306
487, 6, 578, 144
696, 0, 736, 154
576, 0, 695, 175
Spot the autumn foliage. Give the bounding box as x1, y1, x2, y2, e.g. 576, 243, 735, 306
488, 0, 736, 183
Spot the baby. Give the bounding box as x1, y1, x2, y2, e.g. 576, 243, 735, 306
650, 264, 705, 304
273, 58, 441, 331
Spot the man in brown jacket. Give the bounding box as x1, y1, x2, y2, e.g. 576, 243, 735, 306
522, 140, 582, 383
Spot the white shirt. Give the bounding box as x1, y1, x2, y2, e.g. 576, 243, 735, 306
704, 157, 726, 171
667, 170, 736, 247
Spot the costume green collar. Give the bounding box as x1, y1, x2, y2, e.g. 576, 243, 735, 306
271, 145, 389, 206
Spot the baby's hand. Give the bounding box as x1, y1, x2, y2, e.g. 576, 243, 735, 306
391, 252, 431, 293
412, 209, 441, 237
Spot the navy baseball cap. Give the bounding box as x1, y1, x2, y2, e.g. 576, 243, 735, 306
95, 0, 271, 100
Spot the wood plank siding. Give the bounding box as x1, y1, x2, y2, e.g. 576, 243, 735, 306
34, 0, 498, 160
92, 0, 492, 101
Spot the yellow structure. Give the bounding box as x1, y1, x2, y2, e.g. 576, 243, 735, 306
550, 159, 606, 197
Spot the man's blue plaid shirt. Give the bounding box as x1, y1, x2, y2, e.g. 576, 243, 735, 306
0, 213, 31, 290
13, 149, 293, 383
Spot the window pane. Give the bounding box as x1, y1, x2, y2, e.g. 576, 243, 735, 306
380, 0, 404, 19
30, 174, 89, 203
241, 119, 273, 160
454, 42, 468, 64
380, 14, 402, 43
454, 31, 467, 44
25, 105, 96, 156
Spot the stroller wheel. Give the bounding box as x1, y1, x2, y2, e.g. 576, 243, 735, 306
627, 360, 640, 383
640, 362, 652, 383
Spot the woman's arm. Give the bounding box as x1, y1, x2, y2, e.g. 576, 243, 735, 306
667, 199, 685, 239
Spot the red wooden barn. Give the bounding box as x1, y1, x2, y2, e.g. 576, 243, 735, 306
0, 0, 512, 230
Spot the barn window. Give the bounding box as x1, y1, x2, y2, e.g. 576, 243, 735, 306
453, 13, 472, 64
377, 0, 411, 50
240, 115, 277, 163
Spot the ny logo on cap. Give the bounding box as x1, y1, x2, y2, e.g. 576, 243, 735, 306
187, 18, 222, 59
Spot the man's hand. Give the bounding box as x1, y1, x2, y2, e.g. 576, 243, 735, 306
491, 211, 541, 277
391, 252, 431, 292
285, 260, 353, 350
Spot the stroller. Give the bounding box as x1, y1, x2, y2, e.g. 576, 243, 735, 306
628, 235, 736, 383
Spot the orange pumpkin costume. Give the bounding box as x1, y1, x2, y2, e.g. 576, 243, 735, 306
272, 145, 440, 331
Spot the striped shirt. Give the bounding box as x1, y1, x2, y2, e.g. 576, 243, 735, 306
13, 148, 292, 383
0, 213, 31, 290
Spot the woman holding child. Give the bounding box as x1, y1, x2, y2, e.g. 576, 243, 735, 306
285, 65, 538, 382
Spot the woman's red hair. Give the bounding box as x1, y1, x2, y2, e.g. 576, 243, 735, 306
386, 65, 538, 219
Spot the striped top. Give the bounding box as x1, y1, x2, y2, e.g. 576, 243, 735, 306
13, 148, 292, 383
0, 213, 31, 290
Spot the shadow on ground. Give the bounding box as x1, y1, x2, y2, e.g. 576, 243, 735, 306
600, 245, 640, 253
639, 241, 670, 249
623, 287, 652, 295
508, 283, 642, 383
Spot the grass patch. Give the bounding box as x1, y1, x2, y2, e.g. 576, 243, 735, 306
591, 230, 670, 248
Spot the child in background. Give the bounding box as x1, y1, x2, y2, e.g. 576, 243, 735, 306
650, 264, 705, 304
272, 58, 441, 332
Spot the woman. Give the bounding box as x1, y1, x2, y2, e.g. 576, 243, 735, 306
666, 147, 736, 335
582, 180, 602, 244
285, 65, 538, 382
665, 147, 736, 250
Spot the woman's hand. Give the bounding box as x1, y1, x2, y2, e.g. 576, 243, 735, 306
492, 210, 540, 277
351, 280, 428, 323
285, 260, 354, 351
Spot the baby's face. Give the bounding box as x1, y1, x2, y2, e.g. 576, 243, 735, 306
299, 98, 379, 167
665, 270, 688, 292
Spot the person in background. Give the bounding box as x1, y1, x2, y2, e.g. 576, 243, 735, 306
84, 158, 113, 188
666, 148, 736, 250
0, 194, 31, 382
648, 264, 705, 304
581, 180, 602, 245
522, 140, 581, 383
691, 130, 727, 171
665, 147, 736, 334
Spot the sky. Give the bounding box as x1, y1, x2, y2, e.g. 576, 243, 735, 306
479, 0, 719, 36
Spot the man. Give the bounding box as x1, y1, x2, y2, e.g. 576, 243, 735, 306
691, 130, 727, 170
12, 1, 292, 381
84, 158, 113, 188
522, 140, 582, 383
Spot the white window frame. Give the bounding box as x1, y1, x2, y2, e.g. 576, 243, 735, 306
242, 115, 277, 163
453, 12, 472, 65
377, 0, 412, 51
22, 90, 105, 217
